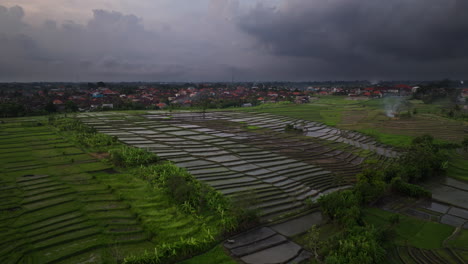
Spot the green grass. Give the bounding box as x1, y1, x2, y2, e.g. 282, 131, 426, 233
357, 128, 415, 148
363, 208, 454, 249
178, 245, 237, 264
448, 229, 468, 248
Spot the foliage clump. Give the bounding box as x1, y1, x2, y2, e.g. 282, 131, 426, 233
319, 190, 362, 228
386, 134, 449, 183
109, 147, 158, 167
390, 177, 431, 198
324, 226, 386, 264
318, 188, 390, 264
51, 117, 118, 151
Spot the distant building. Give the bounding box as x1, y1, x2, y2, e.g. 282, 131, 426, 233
156, 103, 167, 109
102, 104, 114, 109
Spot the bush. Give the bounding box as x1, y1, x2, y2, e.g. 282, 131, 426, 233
108, 146, 158, 167
387, 134, 449, 182
391, 177, 431, 198
230, 191, 260, 229
324, 226, 386, 264
51, 117, 118, 150
355, 162, 387, 204
319, 190, 361, 227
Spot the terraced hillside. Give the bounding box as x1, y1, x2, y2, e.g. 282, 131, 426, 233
78, 111, 396, 221
0, 119, 228, 264
0, 121, 157, 263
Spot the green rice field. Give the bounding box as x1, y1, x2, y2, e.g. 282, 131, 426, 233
0, 119, 232, 264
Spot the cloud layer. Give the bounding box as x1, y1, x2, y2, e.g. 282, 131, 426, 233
1, 1, 467, 81
0, 2, 255, 81
238, 0, 468, 80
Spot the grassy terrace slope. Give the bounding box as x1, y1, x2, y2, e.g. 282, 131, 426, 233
0, 119, 230, 264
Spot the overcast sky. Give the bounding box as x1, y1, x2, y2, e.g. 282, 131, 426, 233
0, 0, 467, 82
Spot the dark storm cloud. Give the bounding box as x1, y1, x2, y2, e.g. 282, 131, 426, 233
2, 1, 467, 81
0, 6, 176, 81
0, 3, 250, 82
238, 0, 468, 80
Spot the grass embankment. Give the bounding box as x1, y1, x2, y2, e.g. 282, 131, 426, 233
178, 245, 236, 264
363, 208, 453, 249
363, 208, 468, 263
0, 117, 239, 264
446, 149, 468, 182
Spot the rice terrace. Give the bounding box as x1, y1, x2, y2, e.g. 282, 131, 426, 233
1, 92, 468, 264
2, 0, 468, 262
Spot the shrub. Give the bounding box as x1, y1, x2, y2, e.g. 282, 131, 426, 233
355, 162, 387, 204
51, 117, 118, 150
391, 177, 431, 198
387, 134, 449, 182
324, 226, 386, 264
108, 146, 158, 167
229, 191, 260, 229
319, 190, 361, 227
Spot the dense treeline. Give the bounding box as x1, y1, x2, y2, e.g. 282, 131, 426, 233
412, 79, 460, 104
